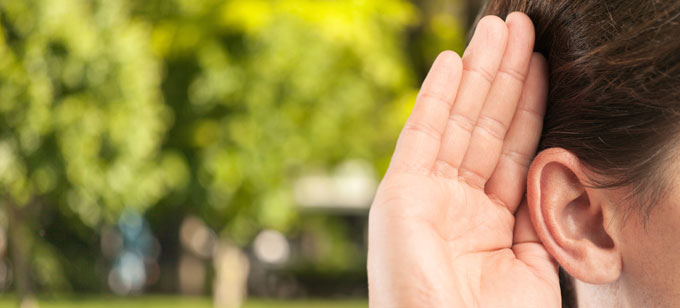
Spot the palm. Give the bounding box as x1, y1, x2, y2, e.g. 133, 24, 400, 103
376, 173, 558, 305
368, 13, 560, 307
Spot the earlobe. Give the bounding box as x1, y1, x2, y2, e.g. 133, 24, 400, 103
527, 148, 622, 284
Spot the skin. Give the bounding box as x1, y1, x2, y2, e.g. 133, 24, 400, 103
572, 183, 680, 307
368, 12, 559, 307
368, 11, 680, 307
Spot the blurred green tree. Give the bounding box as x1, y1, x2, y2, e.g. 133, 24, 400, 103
134, 0, 428, 257
132, 0, 463, 295
0, 0, 186, 302
0, 0, 471, 299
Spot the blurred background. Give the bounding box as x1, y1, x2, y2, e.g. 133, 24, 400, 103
0, 0, 482, 307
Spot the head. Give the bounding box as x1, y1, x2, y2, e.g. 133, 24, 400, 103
480, 0, 680, 307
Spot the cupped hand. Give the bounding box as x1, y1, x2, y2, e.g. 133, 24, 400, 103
368, 12, 559, 307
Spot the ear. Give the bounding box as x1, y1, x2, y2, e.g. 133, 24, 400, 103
526, 148, 622, 284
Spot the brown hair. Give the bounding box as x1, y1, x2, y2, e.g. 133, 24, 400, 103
478, 0, 680, 218
478, 1, 680, 306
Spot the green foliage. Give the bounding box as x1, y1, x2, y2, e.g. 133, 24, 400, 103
0, 0, 469, 295
134, 0, 424, 244
0, 0, 186, 224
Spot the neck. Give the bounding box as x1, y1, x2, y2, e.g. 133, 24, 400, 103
573, 279, 623, 308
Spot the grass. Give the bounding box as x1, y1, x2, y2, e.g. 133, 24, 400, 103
0, 295, 368, 308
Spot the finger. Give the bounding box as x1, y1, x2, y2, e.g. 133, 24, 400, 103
434, 15, 508, 178
512, 200, 559, 282
485, 52, 548, 211
388, 50, 463, 174
456, 12, 535, 190
512, 199, 541, 245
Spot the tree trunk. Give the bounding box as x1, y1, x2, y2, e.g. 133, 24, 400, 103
6, 199, 35, 307
213, 241, 249, 308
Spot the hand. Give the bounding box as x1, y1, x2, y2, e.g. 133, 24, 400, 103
368, 12, 559, 307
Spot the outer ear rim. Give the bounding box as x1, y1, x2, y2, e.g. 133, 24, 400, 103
526, 147, 622, 284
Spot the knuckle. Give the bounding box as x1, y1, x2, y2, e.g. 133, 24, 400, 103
475, 115, 508, 141
448, 113, 476, 136
458, 168, 487, 191
463, 66, 495, 84
433, 159, 459, 179
516, 105, 543, 119
497, 66, 526, 83
417, 91, 449, 109
403, 120, 441, 142
501, 149, 533, 168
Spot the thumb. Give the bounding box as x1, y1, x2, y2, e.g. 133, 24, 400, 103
512, 199, 559, 284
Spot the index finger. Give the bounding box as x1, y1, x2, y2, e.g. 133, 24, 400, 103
388, 50, 463, 174
434, 15, 509, 178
